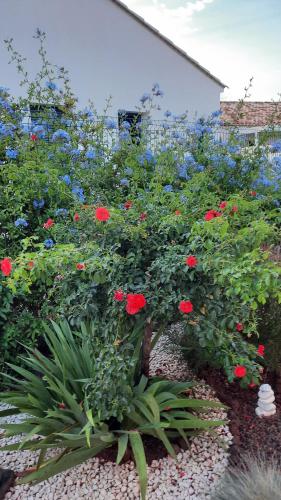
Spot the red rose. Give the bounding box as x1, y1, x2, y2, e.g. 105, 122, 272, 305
186, 255, 198, 268
179, 300, 193, 314
126, 293, 146, 315
234, 365, 247, 378
250, 191, 257, 197
219, 201, 227, 209
204, 209, 221, 221
114, 290, 125, 302
76, 263, 86, 270
124, 200, 133, 210
74, 212, 80, 222
175, 210, 181, 215
139, 212, 147, 221
95, 207, 110, 221
43, 218, 55, 229
27, 261, 34, 270
236, 322, 244, 332
231, 205, 238, 213
1, 258, 12, 277
31, 134, 38, 141
204, 210, 216, 221
58, 402, 66, 410
257, 344, 265, 357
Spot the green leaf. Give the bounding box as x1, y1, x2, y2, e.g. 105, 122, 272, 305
129, 432, 148, 500
116, 433, 128, 465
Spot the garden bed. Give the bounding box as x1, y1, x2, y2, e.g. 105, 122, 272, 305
200, 366, 281, 468
0, 339, 231, 500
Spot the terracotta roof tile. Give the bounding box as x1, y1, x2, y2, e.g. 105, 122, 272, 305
220, 101, 281, 126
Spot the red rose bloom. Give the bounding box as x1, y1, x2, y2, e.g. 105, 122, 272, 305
95, 207, 110, 221
76, 263, 86, 270
126, 293, 146, 315
124, 200, 133, 210
236, 322, 244, 332
43, 218, 55, 229
204, 209, 221, 221
257, 344, 265, 356
58, 402, 66, 410
74, 212, 80, 222
231, 205, 238, 213
179, 300, 193, 314
140, 212, 147, 221
31, 134, 38, 141
250, 191, 257, 197
114, 290, 125, 302
1, 258, 12, 277
186, 255, 198, 268
175, 210, 181, 215
234, 365, 247, 378
27, 261, 34, 270
219, 201, 227, 209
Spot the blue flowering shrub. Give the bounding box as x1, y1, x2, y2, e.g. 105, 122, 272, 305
0, 32, 280, 497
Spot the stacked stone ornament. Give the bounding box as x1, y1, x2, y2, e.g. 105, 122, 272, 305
255, 383, 276, 417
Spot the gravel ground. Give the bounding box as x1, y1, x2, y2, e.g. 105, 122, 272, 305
0, 333, 232, 499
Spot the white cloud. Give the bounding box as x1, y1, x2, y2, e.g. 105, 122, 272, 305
122, 0, 280, 100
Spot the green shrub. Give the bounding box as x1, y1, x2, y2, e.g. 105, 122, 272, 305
0, 320, 225, 499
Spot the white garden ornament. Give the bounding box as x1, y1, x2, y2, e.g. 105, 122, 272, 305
255, 383, 276, 417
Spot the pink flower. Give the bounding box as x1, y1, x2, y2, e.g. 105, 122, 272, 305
219, 201, 227, 209
74, 212, 80, 222
76, 263, 86, 270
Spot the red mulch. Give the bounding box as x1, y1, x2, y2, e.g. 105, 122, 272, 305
199, 367, 281, 467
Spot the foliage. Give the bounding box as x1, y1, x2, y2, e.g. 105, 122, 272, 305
212, 454, 281, 500
0, 321, 225, 499
258, 299, 281, 374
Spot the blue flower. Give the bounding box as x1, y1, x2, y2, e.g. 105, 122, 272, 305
85, 148, 96, 159
44, 239, 55, 249
180, 194, 187, 203
15, 218, 28, 227
163, 184, 173, 192
225, 157, 236, 169
72, 185, 85, 203
46, 81, 57, 91
32, 124, 45, 139
152, 83, 164, 97
125, 167, 133, 176
112, 143, 120, 153
144, 149, 154, 163
6, 148, 18, 159
52, 129, 70, 142
0, 122, 15, 138
177, 164, 188, 179
33, 199, 45, 209
120, 178, 129, 186
119, 130, 130, 141
105, 118, 117, 129
70, 148, 81, 157
60, 174, 71, 185
270, 140, 281, 153
120, 120, 131, 130
55, 208, 68, 217
140, 92, 151, 104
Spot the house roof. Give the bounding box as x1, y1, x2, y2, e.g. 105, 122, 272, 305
221, 101, 281, 127
111, 0, 227, 89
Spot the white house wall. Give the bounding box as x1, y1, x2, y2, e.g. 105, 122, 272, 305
0, 0, 223, 119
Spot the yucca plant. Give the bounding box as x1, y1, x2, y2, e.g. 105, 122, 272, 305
0, 321, 226, 499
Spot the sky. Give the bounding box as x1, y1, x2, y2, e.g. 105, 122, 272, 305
122, 0, 281, 101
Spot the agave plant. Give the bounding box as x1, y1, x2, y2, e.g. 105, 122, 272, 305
0, 321, 226, 499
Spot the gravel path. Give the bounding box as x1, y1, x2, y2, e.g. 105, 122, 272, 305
0, 334, 232, 499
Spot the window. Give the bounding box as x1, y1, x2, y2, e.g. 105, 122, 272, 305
118, 111, 142, 143
238, 132, 256, 147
